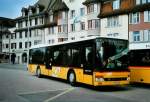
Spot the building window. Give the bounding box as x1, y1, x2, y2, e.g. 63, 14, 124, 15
62, 12, 67, 19
25, 42, 28, 48
58, 25, 62, 33
133, 31, 140, 42
30, 19, 32, 26
71, 10, 75, 18
25, 42, 31, 48
87, 4, 94, 14
35, 18, 38, 25
25, 31, 28, 38
6, 35, 9, 39
49, 27, 54, 34
29, 30, 32, 37
144, 11, 150, 22
143, 30, 150, 41
58, 12, 62, 19
71, 24, 75, 32
80, 8, 85, 16
34, 40, 41, 45
6, 44, 9, 49
18, 21, 22, 28
63, 24, 67, 33
113, 0, 120, 10
39, 17, 44, 24
12, 33, 16, 39
136, 0, 150, 5
25, 20, 28, 27
29, 42, 31, 47
80, 22, 85, 30
129, 12, 140, 24
11, 34, 13, 39
11, 43, 16, 49
11, 43, 13, 49
88, 19, 100, 29
142, 0, 147, 4
95, 20, 100, 28
11, 33, 16, 39
136, 0, 141, 5
107, 16, 119, 27
19, 32, 22, 38
50, 15, 53, 22
49, 39, 55, 44
19, 42, 22, 49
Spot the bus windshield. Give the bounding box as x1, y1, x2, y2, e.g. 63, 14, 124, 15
96, 38, 128, 71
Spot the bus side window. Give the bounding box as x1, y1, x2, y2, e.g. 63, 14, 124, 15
53, 50, 60, 66
82, 46, 94, 74
71, 48, 81, 67
44, 47, 52, 69
85, 47, 94, 65
63, 49, 71, 66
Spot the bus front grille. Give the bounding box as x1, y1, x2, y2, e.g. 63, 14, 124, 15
104, 78, 127, 81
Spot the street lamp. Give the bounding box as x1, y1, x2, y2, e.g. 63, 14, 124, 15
27, 9, 30, 64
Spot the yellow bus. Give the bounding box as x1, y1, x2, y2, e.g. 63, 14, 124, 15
28, 37, 130, 86
129, 49, 150, 84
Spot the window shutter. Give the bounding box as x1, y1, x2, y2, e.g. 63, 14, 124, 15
144, 30, 149, 41
144, 11, 148, 22
140, 30, 143, 41
129, 32, 133, 42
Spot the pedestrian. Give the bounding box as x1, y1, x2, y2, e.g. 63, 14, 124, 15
11, 53, 16, 64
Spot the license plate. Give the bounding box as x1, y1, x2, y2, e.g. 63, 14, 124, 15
114, 82, 120, 85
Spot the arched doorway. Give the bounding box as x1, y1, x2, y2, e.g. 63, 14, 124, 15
22, 53, 27, 63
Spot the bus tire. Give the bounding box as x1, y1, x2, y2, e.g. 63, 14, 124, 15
68, 71, 76, 86
36, 67, 41, 78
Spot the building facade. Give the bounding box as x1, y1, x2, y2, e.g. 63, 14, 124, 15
14, 0, 69, 64
129, 0, 150, 50
63, 0, 101, 41
0, 17, 15, 62
13, 0, 150, 64
99, 0, 129, 40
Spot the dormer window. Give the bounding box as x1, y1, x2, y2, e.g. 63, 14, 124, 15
29, 8, 32, 15
113, 0, 120, 10
36, 5, 40, 14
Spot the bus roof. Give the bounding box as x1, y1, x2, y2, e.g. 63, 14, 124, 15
30, 36, 127, 49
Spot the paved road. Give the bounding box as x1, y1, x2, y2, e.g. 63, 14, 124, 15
0, 63, 150, 102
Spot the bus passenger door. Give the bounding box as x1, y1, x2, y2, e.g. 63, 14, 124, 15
44, 47, 53, 76
82, 45, 94, 85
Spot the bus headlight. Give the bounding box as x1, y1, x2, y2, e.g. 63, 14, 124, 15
127, 77, 130, 81
95, 78, 104, 82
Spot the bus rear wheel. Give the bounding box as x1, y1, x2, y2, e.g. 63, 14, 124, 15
68, 71, 76, 86
36, 68, 41, 78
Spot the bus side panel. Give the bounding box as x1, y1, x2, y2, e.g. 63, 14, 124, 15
83, 75, 93, 85
51, 66, 69, 79
40, 65, 49, 76
130, 67, 150, 84
50, 67, 84, 82
28, 64, 37, 74
74, 68, 84, 83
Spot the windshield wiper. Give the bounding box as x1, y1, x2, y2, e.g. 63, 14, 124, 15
109, 48, 129, 61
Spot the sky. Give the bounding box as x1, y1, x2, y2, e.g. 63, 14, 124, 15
0, 0, 38, 19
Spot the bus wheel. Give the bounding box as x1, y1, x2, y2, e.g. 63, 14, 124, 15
36, 68, 41, 78
68, 71, 76, 86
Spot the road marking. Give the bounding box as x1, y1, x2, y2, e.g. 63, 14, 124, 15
18, 88, 71, 95
44, 87, 75, 102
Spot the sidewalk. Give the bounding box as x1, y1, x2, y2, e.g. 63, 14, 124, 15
0, 63, 27, 71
